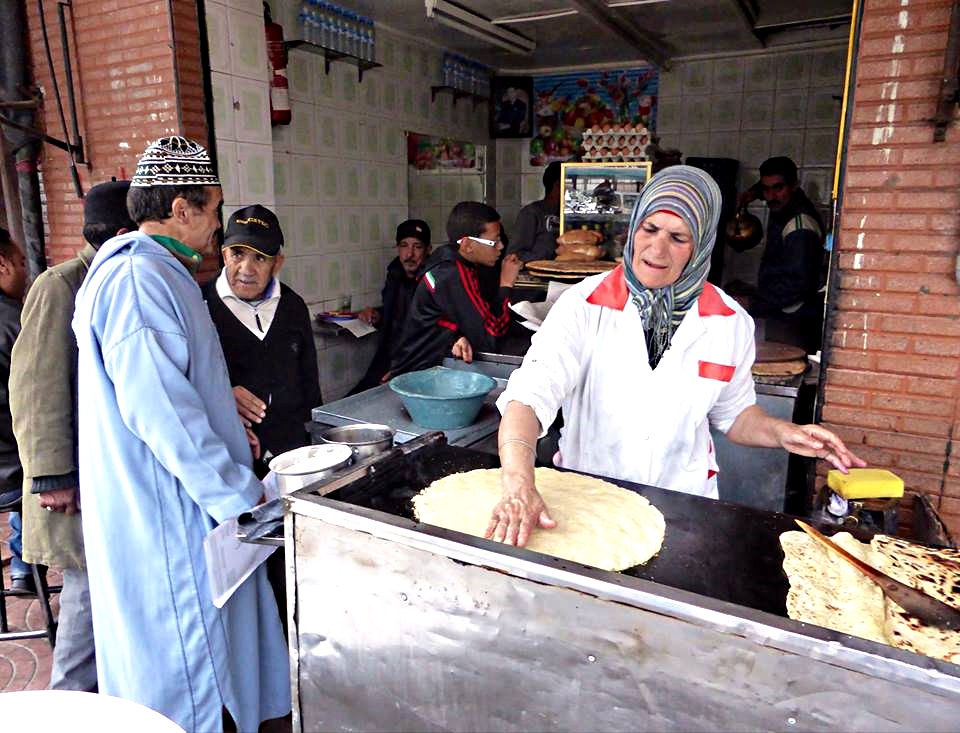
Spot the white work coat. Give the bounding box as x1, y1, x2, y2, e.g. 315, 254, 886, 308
497, 266, 757, 498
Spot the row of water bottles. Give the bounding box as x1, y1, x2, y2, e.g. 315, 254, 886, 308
299, 1, 375, 61
441, 52, 490, 98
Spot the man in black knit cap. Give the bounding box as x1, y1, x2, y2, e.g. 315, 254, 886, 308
203, 204, 321, 476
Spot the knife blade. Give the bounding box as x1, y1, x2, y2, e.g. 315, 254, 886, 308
794, 519, 960, 631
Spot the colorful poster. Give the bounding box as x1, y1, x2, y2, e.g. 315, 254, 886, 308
529, 67, 658, 166
407, 132, 478, 170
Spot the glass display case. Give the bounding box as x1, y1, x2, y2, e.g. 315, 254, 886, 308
559, 162, 652, 260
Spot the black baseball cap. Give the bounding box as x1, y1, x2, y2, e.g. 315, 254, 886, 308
223, 204, 283, 256
396, 219, 430, 246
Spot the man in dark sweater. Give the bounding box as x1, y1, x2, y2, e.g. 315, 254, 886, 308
351, 219, 431, 393
203, 205, 321, 475
390, 202, 522, 376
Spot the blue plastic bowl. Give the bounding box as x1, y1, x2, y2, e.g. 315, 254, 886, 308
389, 367, 497, 430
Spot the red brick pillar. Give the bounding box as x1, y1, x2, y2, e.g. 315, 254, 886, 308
26, 0, 207, 265
826, 0, 960, 533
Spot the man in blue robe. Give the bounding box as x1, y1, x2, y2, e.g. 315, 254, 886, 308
72, 137, 290, 732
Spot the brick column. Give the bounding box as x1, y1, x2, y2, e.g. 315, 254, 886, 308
26, 0, 207, 265
826, 0, 960, 532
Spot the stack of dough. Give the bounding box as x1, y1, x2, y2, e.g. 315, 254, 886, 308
413, 467, 665, 572
555, 229, 604, 261
781, 530, 960, 664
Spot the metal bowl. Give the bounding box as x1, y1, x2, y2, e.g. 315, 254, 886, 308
268, 443, 353, 495
319, 423, 395, 460
388, 367, 496, 430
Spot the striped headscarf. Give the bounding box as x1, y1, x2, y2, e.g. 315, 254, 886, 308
622, 165, 722, 365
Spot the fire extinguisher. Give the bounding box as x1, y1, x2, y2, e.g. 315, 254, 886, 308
264, 2, 291, 126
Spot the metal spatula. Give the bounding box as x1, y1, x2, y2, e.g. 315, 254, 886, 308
794, 519, 960, 631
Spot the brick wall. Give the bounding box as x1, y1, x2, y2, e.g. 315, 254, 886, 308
825, 0, 960, 533
26, 0, 206, 265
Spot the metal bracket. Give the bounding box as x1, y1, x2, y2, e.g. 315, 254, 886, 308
0, 112, 82, 156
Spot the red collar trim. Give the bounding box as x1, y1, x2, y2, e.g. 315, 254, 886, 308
698, 282, 735, 317
586, 269, 735, 317
586, 265, 629, 310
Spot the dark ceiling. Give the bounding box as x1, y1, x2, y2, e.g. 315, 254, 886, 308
367, 0, 853, 71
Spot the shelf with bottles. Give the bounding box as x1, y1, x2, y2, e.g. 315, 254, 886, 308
285, 40, 381, 82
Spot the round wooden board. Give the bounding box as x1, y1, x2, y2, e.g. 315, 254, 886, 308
525, 259, 618, 276
756, 340, 807, 363
751, 359, 808, 377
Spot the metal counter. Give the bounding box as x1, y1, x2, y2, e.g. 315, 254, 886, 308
281, 436, 960, 733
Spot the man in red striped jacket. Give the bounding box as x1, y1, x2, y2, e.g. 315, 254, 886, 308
390, 201, 522, 376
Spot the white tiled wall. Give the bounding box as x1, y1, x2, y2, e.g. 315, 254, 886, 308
209, 1, 492, 400
207, 0, 275, 223
655, 46, 846, 286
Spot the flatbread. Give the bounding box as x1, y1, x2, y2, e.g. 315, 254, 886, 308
780, 531, 887, 644
781, 530, 960, 663
413, 467, 665, 571
870, 535, 960, 665
525, 259, 618, 275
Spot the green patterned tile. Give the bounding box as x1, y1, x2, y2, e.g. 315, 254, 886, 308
381, 37, 396, 67
385, 168, 398, 199
303, 263, 319, 294
292, 156, 317, 204
419, 49, 431, 79
366, 168, 379, 198
298, 210, 318, 253
364, 121, 380, 155
325, 257, 343, 295
341, 69, 357, 103
348, 256, 364, 290
320, 115, 336, 147
347, 211, 361, 244
345, 164, 360, 200
401, 43, 414, 73
402, 86, 414, 116
462, 175, 483, 201
322, 163, 338, 198
238, 143, 270, 200
287, 55, 311, 100
384, 127, 401, 158
273, 157, 288, 199
323, 209, 340, 246
228, 8, 267, 81
342, 118, 359, 153
363, 77, 379, 109
383, 81, 398, 114
316, 68, 334, 98
366, 253, 384, 288
366, 211, 381, 242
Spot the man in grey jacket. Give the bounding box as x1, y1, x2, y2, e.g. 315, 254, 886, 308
10, 180, 134, 691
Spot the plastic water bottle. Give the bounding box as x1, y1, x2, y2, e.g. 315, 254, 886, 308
299, 1, 311, 41
328, 5, 341, 51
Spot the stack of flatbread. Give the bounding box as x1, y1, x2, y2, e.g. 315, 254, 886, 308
413, 467, 665, 572
781, 530, 960, 663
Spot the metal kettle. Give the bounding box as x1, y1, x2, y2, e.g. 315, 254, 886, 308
725, 207, 763, 252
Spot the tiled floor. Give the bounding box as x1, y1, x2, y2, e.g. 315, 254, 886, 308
1, 521, 58, 693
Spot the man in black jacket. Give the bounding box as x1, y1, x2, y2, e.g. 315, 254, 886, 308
390, 202, 522, 376
202, 205, 321, 475
744, 157, 826, 352
351, 219, 431, 393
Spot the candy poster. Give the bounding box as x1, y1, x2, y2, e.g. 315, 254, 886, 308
529, 67, 658, 166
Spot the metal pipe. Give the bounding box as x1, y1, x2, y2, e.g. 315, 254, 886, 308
57, 1, 84, 164
0, 0, 45, 277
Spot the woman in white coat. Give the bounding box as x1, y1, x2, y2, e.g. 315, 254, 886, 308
489, 165, 864, 547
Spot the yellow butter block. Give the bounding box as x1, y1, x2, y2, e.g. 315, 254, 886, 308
827, 468, 904, 500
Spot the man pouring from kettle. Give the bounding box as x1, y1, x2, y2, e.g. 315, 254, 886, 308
735, 156, 826, 353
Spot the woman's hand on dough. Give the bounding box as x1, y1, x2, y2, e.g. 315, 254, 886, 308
485, 472, 557, 547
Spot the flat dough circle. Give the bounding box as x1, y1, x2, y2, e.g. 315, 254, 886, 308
413, 467, 665, 571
